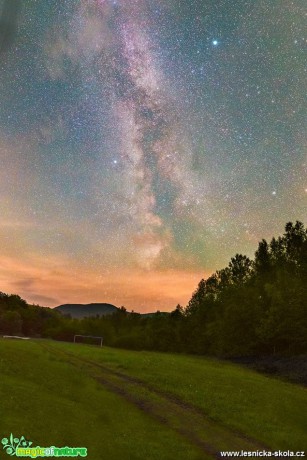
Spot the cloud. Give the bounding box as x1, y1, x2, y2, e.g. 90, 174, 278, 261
29, 294, 59, 306
0, 252, 205, 311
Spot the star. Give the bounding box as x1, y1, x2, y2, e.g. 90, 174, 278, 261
0, 0, 304, 311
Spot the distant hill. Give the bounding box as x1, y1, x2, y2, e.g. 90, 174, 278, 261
54, 303, 118, 319
141, 312, 169, 317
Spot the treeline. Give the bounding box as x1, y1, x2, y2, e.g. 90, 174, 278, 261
0, 221, 306, 357
0, 294, 61, 337
182, 220, 307, 356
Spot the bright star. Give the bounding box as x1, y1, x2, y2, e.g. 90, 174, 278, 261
212, 40, 218, 46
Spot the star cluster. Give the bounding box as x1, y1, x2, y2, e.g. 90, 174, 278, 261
0, 0, 305, 310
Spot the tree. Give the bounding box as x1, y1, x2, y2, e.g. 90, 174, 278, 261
254, 239, 271, 275
228, 254, 252, 285
185, 279, 206, 315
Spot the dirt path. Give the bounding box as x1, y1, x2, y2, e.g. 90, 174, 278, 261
39, 342, 268, 458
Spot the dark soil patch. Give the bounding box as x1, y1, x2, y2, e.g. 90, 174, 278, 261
229, 355, 307, 386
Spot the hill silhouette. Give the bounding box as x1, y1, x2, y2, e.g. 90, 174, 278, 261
55, 303, 118, 319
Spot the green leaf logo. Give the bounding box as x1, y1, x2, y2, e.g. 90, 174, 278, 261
1, 434, 32, 456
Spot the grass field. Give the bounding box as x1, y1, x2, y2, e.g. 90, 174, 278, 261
0, 338, 306, 459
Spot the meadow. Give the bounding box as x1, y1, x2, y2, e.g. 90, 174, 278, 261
0, 338, 306, 459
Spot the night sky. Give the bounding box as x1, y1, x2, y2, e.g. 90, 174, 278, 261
0, 0, 306, 311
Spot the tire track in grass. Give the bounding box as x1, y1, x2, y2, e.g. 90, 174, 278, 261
38, 342, 268, 458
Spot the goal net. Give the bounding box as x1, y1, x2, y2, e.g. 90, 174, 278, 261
73, 335, 103, 347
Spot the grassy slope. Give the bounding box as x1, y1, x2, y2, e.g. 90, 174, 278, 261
48, 340, 307, 450
0, 339, 207, 460
0, 339, 306, 458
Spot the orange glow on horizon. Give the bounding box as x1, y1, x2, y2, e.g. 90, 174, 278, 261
0, 254, 208, 312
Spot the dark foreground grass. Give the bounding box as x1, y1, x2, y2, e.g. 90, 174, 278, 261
1, 339, 306, 459
0, 339, 208, 460
47, 340, 307, 451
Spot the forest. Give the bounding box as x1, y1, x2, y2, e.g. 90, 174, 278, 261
0, 221, 306, 358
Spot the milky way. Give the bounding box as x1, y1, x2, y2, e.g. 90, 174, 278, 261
0, 0, 305, 310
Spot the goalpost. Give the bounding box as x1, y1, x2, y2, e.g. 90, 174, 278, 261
73, 335, 103, 347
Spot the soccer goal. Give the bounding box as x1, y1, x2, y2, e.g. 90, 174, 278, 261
73, 335, 103, 347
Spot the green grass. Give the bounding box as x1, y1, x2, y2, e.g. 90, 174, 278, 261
0, 338, 306, 459
0, 339, 207, 460
46, 340, 307, 450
